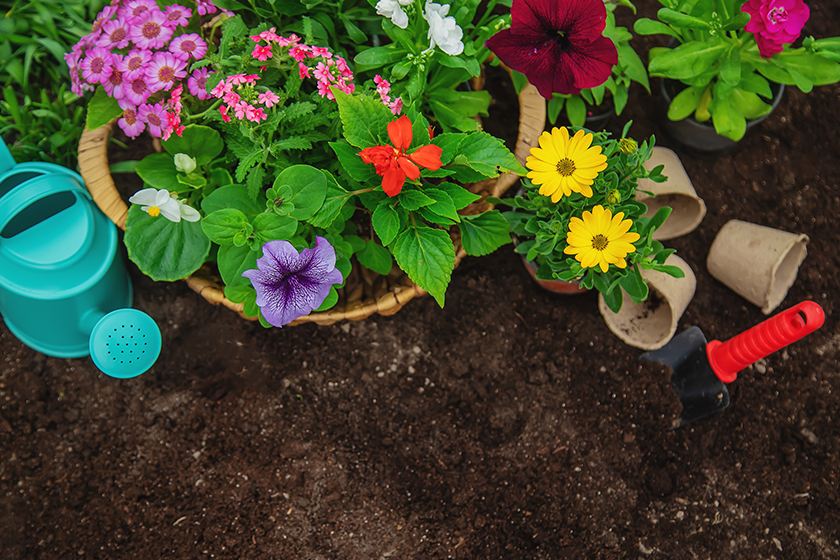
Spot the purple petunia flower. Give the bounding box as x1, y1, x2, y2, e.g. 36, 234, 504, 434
485, 0, 618, 97
243, 237, 344, 327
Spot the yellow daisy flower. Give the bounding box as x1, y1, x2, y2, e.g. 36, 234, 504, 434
525, 127, 608, 202
564, 205, 641, 273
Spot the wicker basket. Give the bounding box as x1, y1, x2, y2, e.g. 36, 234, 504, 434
77, 78, 546, 326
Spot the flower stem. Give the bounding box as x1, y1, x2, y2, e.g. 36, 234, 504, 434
188, 99, 223, 121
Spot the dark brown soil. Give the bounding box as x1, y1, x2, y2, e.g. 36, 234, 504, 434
2, 2, 840, 557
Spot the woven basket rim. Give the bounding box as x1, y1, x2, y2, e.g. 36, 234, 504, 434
77, 71, 546, 326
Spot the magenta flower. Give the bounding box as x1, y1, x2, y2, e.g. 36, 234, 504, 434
196, 0, 219, 16
130, 9, 173, 50
138, 102, 167, 137
145, 52, 187, 93
81, 47, 114, 84
742, 0, 810, 58
252, 44, 273, 61
242, 237, 344, 327
485, 0, 618, 97
210, 79, 232, 98
118, 49, 152, 81
125, 76, 151, 105
169, 33, 207, 61
188, 68, 210, 99
97, 19, 131, 49
219, 105, 231, 123
258, 90, 280, 107
298, 62, 311, 79
101, 66, 125, 98
163, 4, 192, 27
118, 106, 145, 138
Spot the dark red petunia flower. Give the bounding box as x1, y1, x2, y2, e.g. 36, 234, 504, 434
485, 0, 618, 98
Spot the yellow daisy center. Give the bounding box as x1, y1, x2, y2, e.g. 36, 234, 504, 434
147, 206, 161, 217
591, 234, 608, 251
556, 158, 576, 177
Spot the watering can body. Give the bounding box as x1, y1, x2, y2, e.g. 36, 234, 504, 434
0, 144, 133, 358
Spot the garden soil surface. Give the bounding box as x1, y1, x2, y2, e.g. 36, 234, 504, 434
2, 1, 840, 558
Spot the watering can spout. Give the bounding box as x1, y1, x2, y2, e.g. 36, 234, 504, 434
0, 140, 16, 175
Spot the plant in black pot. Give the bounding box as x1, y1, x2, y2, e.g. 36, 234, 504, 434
634, 0, 840, 155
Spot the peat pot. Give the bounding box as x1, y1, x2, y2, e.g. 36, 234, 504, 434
657, 78, 785, 157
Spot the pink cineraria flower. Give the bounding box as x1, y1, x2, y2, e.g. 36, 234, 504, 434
97, 18, 131, 49
81, 47, 114, 84
252, 44, 273, 61
145, 52, 187, 92
118, 49, 152, 81
130, 9, 173, 50
196, 0, 218, 16
298, 62, 311, 79
118, 106, 145, 138
138, 102, 168, 137
101, 66, 126, 98
188, 68, 210, 100
258, 90, 280, 108
219, 105, 231, 123
120, 0, 157, 22
169, 33, 207, 61
125, 76, 152, 105
742, 0, 810, 58
163, 4, 192, 28
65, 51, 84, 96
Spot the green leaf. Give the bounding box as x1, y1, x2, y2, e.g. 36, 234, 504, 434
423, 188, 460, 223
271, 136, 313, 151
566, 95, 586, 127
732, 88, 771, 120
372, 201, 407, 246
432, 132, 465, 165
334, 89, 394, 148
656, 8, 711, 29
511, 69, 529, 94
633, 17, 679, 38
458, 211, 511, 256
619, 270, 649, 303
201, 208, 250, 246
649, 41, 728, 80
547, 95, 566, 124
246, 165, 266, 202
310, 173, 350, 229
201, 185, 265, 219
330, 141, 375, 182
162, 125, 223, 165
86, 86, 122, 130
738, 72, 772, 98
314, 286, 340, 312
667, 85, 703, 120
399, 189, 435, 211
709, 81, 746, 141
429, 99, 481, 133
273, 165, 327, 220
235, 148, 263, 183
602, 284, 624, 314
722, 13, 751, 31
447, 131, 526, 181
392, 225, 456, 307
124, 205, 210, 282
435, 182, 481, 210
253, 212, 297, 242
354, 45, 407, 69
720, 46, 741, 86
777, 52, 840, 86
135, 153, 179, 191
217, 243, 259, 288
356, 240, 393, 275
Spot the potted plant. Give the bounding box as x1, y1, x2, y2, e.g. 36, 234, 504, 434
73, 0, 542, 327
634, 0, 840, 153
492, 123, 683, 313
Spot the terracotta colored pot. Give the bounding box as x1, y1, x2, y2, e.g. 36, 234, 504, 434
521, 256, 589, 295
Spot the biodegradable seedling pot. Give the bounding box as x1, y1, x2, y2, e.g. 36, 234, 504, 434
635, 147, 706, 241
706, 220, 809, 315
598, 255, 696, 350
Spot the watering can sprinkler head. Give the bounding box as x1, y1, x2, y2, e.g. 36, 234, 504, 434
88, 309, 162, 378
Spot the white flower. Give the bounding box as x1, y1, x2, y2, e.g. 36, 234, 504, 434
129, 188, 200, 223
424, 1, 464, 56
376, 0, 413, 29
174, 153, 197, 173
129, 188, 182, 222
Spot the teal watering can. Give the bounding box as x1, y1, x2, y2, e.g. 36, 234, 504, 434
0, 140, 161, 378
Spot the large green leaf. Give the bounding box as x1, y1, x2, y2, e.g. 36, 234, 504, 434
124, 205, 210, 281
135, 153, 179, 191
330, 141, 375, 182
392, 225, 456, 307
709, 81, 746, 141
648, 41, 728, 80
423, 188, 460, 223
458, 211, 511, 256
777, 52, 840, 86
448, 131, 527, 181
86, 86, 122, 130
253, 213, 297, 242
354, 45, 407, 69
372, 201, 407, 246
333, 89, 393, 148
201, 208, 249, 246
217, 243, 258, 288
272, 165, 327, 220
201, 185, 265, 219
162, 125, 223, 164
309, 173, 350, 229
436, 182, 481, 210
356, 240, 393, 275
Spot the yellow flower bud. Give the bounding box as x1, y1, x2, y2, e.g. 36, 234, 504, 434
619, 138, 637, 154
607, 189, 621, 205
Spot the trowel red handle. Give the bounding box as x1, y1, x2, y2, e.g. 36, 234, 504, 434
706, 301, 825, 383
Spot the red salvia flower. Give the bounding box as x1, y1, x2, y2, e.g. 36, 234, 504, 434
359, 115, 443, 197
485, 0, 618, 98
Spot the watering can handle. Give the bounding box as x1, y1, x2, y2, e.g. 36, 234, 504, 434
706, 301, 825, 383
0, 139, 15, 175
0, 174, 92, 236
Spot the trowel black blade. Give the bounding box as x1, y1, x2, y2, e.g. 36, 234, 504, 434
640, 327, 731, 428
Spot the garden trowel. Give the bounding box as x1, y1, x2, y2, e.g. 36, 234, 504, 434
640, 301, 825, 428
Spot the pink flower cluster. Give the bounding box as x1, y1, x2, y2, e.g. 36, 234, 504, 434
249, 30, 355, 101
373, 75, 404, 115
65, 0, 225, 140
210, 74, 272, 124
742, 0, 810, 58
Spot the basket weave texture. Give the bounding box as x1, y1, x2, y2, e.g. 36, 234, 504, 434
78, 80, 546, 326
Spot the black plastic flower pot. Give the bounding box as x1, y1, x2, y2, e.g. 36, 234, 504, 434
657, 78, 785, 157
